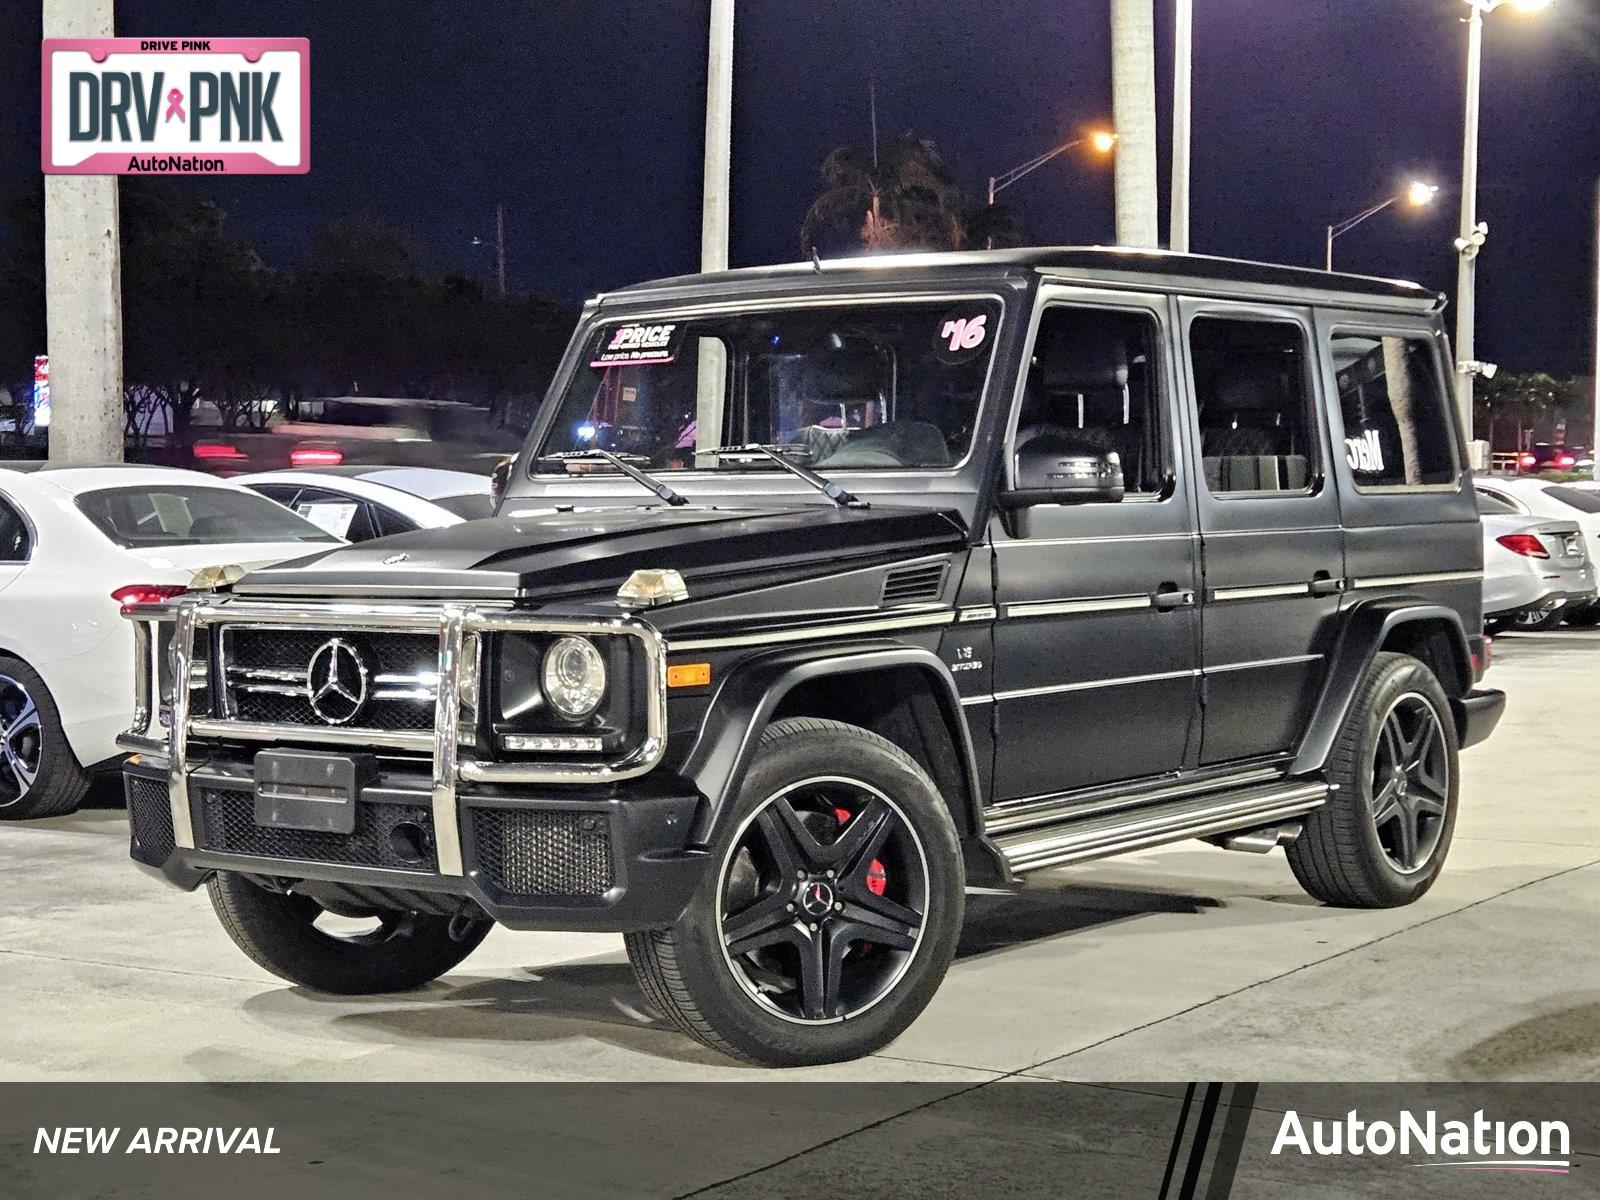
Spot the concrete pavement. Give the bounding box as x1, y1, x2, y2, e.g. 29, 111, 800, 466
2, 629, 1596, 1084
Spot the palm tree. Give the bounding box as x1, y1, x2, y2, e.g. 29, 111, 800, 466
800, 134, 973, 257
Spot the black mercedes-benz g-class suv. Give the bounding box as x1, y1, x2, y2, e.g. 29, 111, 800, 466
121, 248, 1505, 1066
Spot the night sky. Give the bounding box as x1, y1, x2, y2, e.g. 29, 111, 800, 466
4, 0, 1599, 373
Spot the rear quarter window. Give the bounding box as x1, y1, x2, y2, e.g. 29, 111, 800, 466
1331, 331, 1459, 491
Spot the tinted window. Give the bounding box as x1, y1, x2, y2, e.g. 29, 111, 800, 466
539, 301, 1002, 472
371, 504, 421, 538
1543, 485, 1600, 515
1475, 492, 1518, 516
1016, 307, 1167, 495
77, 486, 337, 548
1190, 317, 1316, 494
0, 498, 29, 561
1332, 333, 1458, 490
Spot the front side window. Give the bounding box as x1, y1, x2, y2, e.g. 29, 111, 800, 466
1013, 306, 1167, 496
1332, 332, 1458, 490
537, 300, 1002, 472
1190, 316, 1316, 495
76, 486, 339, 548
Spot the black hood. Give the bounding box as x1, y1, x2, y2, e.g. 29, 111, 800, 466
233, 503, 968, 603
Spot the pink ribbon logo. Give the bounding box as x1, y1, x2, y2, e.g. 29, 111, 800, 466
164, 88, 185, 123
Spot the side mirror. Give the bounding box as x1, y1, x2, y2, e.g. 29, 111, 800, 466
489, 456, 515, 512
1000, 439, 1125, 508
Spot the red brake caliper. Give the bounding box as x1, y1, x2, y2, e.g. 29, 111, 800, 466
833, 807, 887, 895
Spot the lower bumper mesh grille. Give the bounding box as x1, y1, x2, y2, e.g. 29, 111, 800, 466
126, 774, 175, 863
472, 809, 614, 897
196, 787, 439, 872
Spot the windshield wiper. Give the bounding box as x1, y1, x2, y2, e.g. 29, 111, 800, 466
708, 444, 868, 509
536, 449, 688, 506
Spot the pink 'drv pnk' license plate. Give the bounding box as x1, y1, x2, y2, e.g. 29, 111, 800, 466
42, 38, 309, 175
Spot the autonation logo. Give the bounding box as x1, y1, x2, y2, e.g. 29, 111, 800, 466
1273, 1108, 1573, 1174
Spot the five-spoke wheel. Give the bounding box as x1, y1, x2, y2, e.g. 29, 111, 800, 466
1368, 693, 1450, 873
0, 673, 41, 811
626, 717, 963, 1066
718, 778, 929, 1024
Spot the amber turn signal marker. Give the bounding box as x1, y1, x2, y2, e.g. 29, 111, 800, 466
668, 662, 712, 688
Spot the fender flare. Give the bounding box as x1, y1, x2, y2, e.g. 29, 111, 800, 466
1290, 600, 1471, 775
681, 642, 987, 851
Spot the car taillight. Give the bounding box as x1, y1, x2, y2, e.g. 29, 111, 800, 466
1518, 453, 1537, 468
1496, 533, 1549, 559
111, 584, 187, 615
193, 441, 245, 461
1557, 455, 1576, 468
290, 444, 344, 467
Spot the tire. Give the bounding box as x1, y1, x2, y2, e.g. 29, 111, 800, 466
1563, 602, 1600, 628
207, 872, 491, 994
0, 655, 89, 821
626, 717, 965, 1066
1286, 651, 1459, 908
1508, 606, 1564, 632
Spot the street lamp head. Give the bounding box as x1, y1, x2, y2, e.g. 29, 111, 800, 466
1407, 180, 1440, 207
1507, 0, 1554, 13
1089, 129, 1118, 155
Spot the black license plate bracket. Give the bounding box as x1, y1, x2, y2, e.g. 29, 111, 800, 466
253, 750, 376, 835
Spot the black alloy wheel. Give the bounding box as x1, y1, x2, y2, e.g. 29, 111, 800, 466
1367, 692, 1450, 873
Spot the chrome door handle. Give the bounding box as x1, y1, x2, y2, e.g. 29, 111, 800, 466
1308, 576, 1345, 597
1152, 588, 1195, 610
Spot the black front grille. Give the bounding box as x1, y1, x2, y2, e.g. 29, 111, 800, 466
126, 774, 175, 863
472, 809, 615, 897
196, 787, 438, 872
222, 628, 438, 732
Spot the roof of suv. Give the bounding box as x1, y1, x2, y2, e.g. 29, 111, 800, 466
602, 246, 1441, 309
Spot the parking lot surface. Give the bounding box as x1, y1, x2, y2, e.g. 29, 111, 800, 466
3, 629, 1597, 1084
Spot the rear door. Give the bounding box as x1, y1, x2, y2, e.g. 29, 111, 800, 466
1178, 300, 1344, 765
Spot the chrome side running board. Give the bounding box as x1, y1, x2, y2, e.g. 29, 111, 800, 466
995, 780, 1328, 875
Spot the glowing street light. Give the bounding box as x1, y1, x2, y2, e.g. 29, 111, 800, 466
1454, 0, 1553, 433
986, 128, 1117, 208
1325, 181, 1440, 272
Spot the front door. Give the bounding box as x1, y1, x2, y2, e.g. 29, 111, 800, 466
989, 290, 1201, 804
1177, 300, 1344, 764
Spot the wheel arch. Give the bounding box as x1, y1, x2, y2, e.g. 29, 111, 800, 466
1291, 600, 1472, 775
681, 642, 1003, 881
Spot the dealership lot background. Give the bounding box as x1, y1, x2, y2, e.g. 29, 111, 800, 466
4, 628, 1593, 1083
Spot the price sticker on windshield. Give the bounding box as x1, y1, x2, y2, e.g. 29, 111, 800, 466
591, 323, 683, 368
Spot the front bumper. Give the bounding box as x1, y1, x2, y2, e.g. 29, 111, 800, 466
124, 757, 708, 932
1453, 687, 1506, 750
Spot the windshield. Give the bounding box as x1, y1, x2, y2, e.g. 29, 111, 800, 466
77, 485, 340, 549
536, 299, 1003, 472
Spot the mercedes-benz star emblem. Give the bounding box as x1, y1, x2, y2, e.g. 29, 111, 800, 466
799, 880, 835, 918
306, 638, 369, 725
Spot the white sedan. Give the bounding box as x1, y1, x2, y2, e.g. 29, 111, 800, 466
236, 466, 494, 542
1474, 476, 1600, 625
0, 464, 341, 819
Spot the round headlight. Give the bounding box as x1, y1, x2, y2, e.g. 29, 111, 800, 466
541, 636, 607, 720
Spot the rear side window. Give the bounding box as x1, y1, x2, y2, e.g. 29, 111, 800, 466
1543, 485, 1600, 515
0, 498, 29, 561
1475, 492, 1518, 516
1332, 332, 1458, 490
1189, 316, 1316, 495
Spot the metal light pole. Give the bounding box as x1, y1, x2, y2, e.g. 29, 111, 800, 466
494, 203, 506, 296
1454, 0, 1553, 434
987, 131, 1118, 208
1170, 0, 1192, 253
1593, 179, 1600, 483
1325, 182, 1439, 272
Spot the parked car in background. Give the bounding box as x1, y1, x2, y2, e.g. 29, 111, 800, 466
238, 466, 494, 543
1514, 442, 1580, 473
1475, 476, 1600, 624
1475, 491, 1596, 632
0, 464, 340, 819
